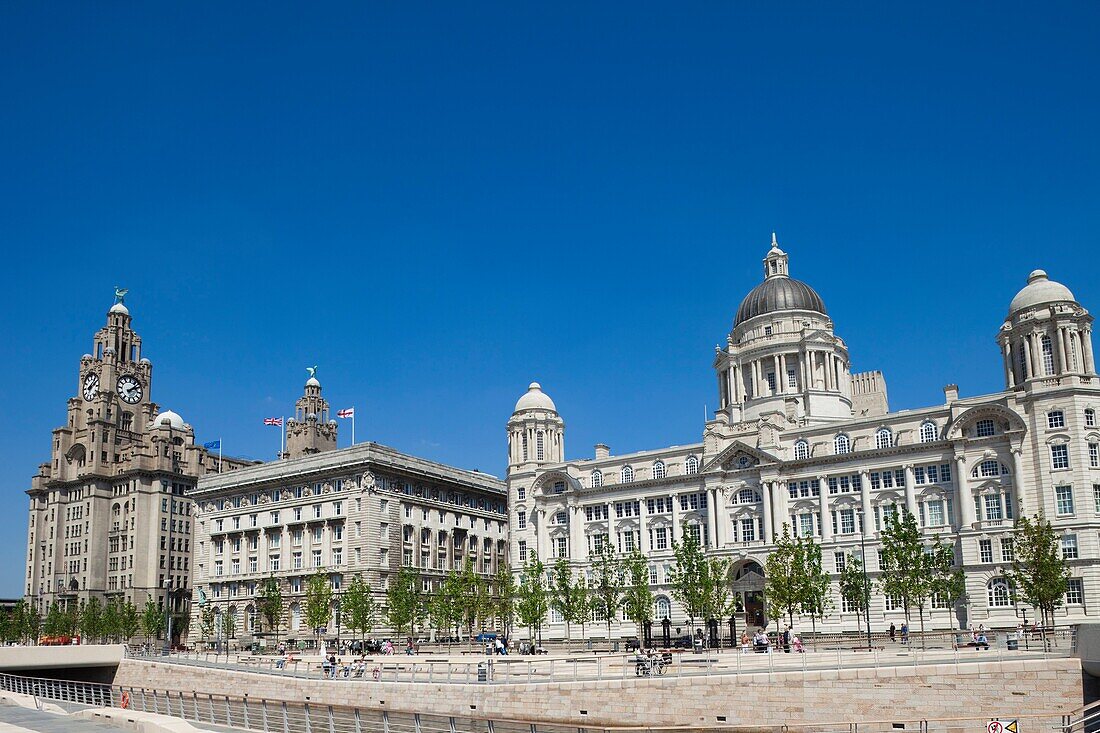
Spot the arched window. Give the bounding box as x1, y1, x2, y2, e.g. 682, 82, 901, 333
793, 440, 809, 460
972, 460, 1005, 478
654, 596, 671, 620
621, 466, 635, 483
652, 460, 666, 480
834, 434, 851, 455
737, 489, 757, 505
289, 602, 301, 631
685, 455, 699, 475
875, 428, 893, 450
1042, 335, 1055, 375
590, 470, 603, 488
987, 578, 1013, 608
919, 421, 938, 443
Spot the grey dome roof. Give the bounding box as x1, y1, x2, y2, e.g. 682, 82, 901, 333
1008, 269, 1076, 315
735, 277, 827, 326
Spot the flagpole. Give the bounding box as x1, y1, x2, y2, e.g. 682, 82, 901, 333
218, 439, 222, 473
351, 407, 355, 446
280, 417, 285, 459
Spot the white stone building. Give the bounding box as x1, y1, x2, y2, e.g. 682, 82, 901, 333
507, 236, 1100, 638
188, 377, 508, 648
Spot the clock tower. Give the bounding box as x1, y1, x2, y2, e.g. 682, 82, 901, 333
25, 291, 256, 631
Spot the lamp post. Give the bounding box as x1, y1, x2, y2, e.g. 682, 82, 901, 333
162, 580, 173, 655
857, 510, 873, 651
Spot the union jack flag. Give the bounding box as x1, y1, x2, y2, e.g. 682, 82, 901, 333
263, 417, 283, 426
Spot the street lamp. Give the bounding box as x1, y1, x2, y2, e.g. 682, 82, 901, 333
856, 510, 873, 651
162, 581, 173, 655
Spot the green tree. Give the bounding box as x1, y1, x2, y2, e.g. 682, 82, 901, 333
141, 598, 162, 640
669, 529, 708, 637
879, 510, 934, 642
929, 549, 966, 631
457, 559, 489, 644
839, 553, 870, 616
119, 601, 140, 642
80, 597, 104, 643
516, 552, 548, 644
43, 602, 69, 637
102, 599, 122, 643
257, 577, 284, 642
763, 524, 803, 630
550, 556, 588, 642
798, 537, 833, 645
491, 563, 518, 641
588, 542, 622, 643
222, 608, 237, 641
917, 536, 958, 644
622, 551, 654, 642
386, 567, 422, 638
700, 557, 734, 647
24, 606, 41, 644
343, 573, 380, 643
1011, 512, 1070, 646
198, 604, 217, 645
304, 572, 334, 648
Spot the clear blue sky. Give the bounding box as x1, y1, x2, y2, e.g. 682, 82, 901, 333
1, 3, 1098, 596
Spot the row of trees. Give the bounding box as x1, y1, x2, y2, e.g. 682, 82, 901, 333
0, 596, 184, 645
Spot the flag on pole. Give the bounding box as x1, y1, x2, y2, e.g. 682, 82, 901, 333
337, 408, 355, 419
203, 440, 221, 450
264, 417, 283, 426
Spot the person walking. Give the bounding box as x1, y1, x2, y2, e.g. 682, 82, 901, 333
783, 626, 792, 653
889, 623, 897, 643
900, 622, 909, 645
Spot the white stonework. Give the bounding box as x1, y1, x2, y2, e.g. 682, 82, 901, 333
24, 298, 257, 629
187, 387, 507, 647
508, 237, 1100, 638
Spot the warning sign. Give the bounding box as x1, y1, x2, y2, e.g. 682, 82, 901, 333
987, 720, 1018, 733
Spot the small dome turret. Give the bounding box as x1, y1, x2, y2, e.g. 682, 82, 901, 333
1008, 269, 1077, 315
514, 382, 557, 413
153, 409, 186, 430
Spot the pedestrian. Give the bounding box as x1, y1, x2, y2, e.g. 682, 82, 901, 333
900, 623, 909, 644
889, 623, 896, 643
783, 626, 791, 653
740, 631, 750, 654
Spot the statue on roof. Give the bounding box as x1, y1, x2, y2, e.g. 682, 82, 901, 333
306, 366, 318, 379
113, 286, 128, 305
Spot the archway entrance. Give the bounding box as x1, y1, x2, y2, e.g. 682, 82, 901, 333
732, 560, 766, 629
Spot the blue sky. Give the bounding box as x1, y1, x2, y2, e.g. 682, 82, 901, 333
1, 3, 1099, 596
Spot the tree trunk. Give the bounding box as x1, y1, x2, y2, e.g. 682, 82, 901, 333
918, 604, 926, 650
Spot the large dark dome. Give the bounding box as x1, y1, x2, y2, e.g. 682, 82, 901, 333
734, 277, 827, 326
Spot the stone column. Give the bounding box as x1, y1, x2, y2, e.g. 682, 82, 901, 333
772, 355, 782, 394
859, 470, 873, 538
671, 495, 682, 544
956, 457, 975, 529
761, 482, 773, 545
710, 488, 722, 548
1002, 342, 1015, 388
1021, 336, 1033, 380
1083, 329, 1096, 374
535, 509, 548, 561
1030, 332, 1042, 377
1010, 448, 1026, 519
903, 464, 919, 519
818, 477, 831, 542
1057, 327, 1068, 373
569, 504, 583, 562
773, 479, 788, 539
638, 503, 649, 553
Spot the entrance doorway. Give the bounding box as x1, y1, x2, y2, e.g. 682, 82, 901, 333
731, 560, 766, 629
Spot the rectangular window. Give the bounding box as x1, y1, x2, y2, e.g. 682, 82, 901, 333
655, 527, 668, 550
926, 500, 945, 528
517, 511, 526, 530
1056, 485, 1075, 516
1066, 578, 1084, 605
740, 518, 756, 542
766, 372, 777, 393
555, 537, 567, 558
839, 509, 855, 535
1049, 411, 1066, 429
518, 540, 527, 563
1090, 443, 1099, 469
834, 552, 846, 573
292, 552, 302, 569
312, 549, 323, 567
1052, 444, 1070, 470
799, 513, 814, 538
1062, 534, 1079, 559
984, 494, 1004, 521
787, 369, 797, 388
979, 539, 993, 563
1001, 538, 1015, 562
976, 419, 995, 438
1087, 410, 1097, 428
269, 556, 280, 571
1094, 484, 1100, 514
914, 467, 926, 485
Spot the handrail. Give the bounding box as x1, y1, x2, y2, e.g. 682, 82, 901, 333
1055, 704, 1100, 732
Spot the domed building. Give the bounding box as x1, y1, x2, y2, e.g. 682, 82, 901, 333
507, 235, 1100, 641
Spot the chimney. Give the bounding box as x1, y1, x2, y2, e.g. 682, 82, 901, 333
943, 384, 959, 403
594, 444, 610, 460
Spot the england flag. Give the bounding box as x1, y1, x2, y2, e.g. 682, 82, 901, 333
337, 408, 355, 419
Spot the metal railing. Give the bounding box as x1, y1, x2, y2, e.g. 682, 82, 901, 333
127, 628, 1076, 686
0, 671, 114, 708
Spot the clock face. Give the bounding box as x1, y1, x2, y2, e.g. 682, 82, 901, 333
116, 375, 144, 404
81, 373, 99, 401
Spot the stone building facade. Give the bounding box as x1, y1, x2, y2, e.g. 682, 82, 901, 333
187, 377, 507, 647
24, 296, 256, 630
508, 236, 1100, 637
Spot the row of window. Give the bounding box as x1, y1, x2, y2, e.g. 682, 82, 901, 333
589, 456, 700, 487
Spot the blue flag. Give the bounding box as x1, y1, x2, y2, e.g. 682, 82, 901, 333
203, 440, 221, 450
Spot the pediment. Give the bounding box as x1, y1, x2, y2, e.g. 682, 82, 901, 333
702, 440, 779, 473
